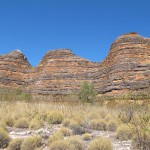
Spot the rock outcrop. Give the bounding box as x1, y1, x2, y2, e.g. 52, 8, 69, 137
97, 32, 150, 94
0, 32, 149, 95
28, 49, 99, 94
0, 50, 32, 88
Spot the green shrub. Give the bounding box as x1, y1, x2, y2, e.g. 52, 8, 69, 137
0, 128, 10, 148
67, 136, 84, 150
88, 137, 113, 150
15, 89, 32, 101
9, 138, 23, 150
21, 136, 42, 150
29, 119, 43, 130
106, 120, 118, 131
47, 111, 63, 124
78, 81, 96, 103
90, 119, 106, 131
116, 124, 133, 140
14, 118, 29, 128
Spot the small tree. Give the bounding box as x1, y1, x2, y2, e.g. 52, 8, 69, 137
78, 82, 96, 103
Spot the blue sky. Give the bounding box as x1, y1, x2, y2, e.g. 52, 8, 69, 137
0, 0, 150, 66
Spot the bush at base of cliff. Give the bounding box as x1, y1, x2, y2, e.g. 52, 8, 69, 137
88, 137, 113, 150
0, 128, 10, 148
78, 81, 96, 103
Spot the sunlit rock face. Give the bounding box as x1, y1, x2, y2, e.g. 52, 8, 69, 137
0, 49, 99, 94
0, 50, 32, 88
97, 32, 150, 94
0, 32, 149, 95
28, 49, 99, 94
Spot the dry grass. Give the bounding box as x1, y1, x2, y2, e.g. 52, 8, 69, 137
47, 111, 64, 124
66, 136, 84, 150
68, 120, 84, 135
3, 117, 14, 127
49, 139, 70, 150
0, 101, 116, 122
21, 136, 42, 150
14, 117, 29, 128
89, 119, 107, 131
29, 119, 43, 130
0, 128, 10, 148
88, 137, 113, 150
116, 124, 133, 140
9, 138, 23, 150
82, 133, 92, 141
57, 127, 72, 136
0, 100, 149, 149
106, 120, 118, 131
48, 131, 64, 146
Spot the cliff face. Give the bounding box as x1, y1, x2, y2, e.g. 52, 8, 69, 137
97, 32, 150, 94
28, 49, 99, 94
0, 50, 32, 88
0, 33, 149, 95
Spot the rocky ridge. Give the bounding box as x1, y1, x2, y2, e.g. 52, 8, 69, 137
97, 32, 150, 94
0, 32, 150, 95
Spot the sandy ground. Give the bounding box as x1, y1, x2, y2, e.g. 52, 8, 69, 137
7, 124, 132, 150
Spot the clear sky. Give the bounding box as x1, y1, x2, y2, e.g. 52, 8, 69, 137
0, 0, 150, 66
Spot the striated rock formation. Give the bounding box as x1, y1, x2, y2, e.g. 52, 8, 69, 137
28, 49, 99, 94
0, 32, 149, 96
97, 32, 150, 94
0, 50, 32, 88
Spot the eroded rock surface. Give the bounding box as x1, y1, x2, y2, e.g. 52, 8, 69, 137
0, 32, 150, 95
0, 50, 32, 88
97, 32, 150, 94
29, 49, 99, 94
